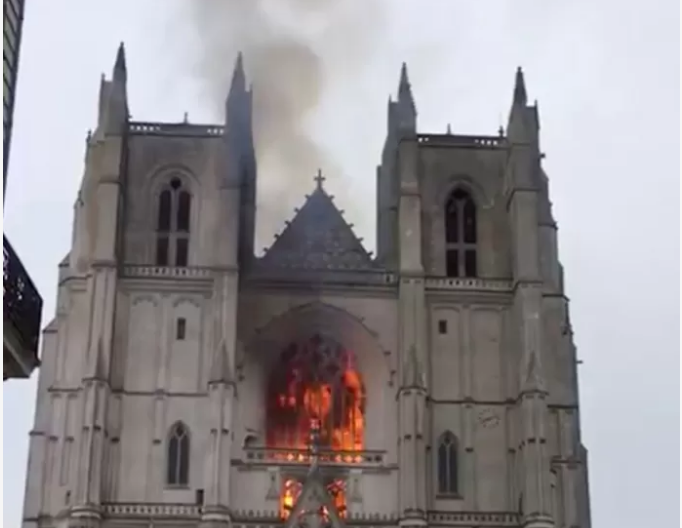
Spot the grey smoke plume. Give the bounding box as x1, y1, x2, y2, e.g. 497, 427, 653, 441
184, 0, 384, 249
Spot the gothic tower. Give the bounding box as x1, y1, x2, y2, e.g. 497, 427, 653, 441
21, 47, 591, 528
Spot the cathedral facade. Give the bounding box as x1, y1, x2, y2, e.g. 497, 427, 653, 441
21, 45, 592, 528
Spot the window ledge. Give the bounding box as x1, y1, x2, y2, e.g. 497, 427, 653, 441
436, 493, 463, 500
164, 484, 191, 490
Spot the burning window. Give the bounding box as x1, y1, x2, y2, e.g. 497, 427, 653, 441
280, 477, 347, 521
266, 335, 365, 457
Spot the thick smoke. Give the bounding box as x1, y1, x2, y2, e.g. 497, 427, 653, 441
184, 0, 384, 249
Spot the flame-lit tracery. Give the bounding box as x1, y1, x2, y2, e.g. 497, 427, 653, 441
280, 478, 347, 521
267, 334, 366, 457
268, 335, 362, 521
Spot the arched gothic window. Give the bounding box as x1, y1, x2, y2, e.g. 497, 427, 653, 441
166, 422, 190, 486
437, 431, 459, 495
445, 189, 477, 278
155, 177, 191, 267
266, 334, 366, 458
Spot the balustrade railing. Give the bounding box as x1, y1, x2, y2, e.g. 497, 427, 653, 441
244, 446, 385, 466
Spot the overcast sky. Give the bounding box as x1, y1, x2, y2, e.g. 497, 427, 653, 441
3, 0, 679, 527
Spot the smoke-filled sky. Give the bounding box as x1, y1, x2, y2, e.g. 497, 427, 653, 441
3, 1, 679, 527
179, 0, 387, 242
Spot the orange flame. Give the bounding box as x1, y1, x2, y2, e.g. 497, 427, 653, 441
280, 478, 347, 521
266, 343, 365, 458
281, 479, 303, 519
268, 339, 365, 518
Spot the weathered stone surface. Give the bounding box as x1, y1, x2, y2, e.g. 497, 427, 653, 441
20, 57, 590, 528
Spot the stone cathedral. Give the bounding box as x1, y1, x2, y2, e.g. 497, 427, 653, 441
21, 45, 592, 528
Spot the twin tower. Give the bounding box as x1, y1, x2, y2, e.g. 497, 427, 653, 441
21, 45, 591, 528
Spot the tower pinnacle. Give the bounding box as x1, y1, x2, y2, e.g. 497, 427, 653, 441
113, 41, 126, 80
398, 62, 415, 108
513, 66, 527, 106
230, 51, 247, 95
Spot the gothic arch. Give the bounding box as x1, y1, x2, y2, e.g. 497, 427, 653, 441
436, 430, 459, 495
238, 302, 393, 452
241, 301, 391, 380
130, 294, 158, 308
171, 295, 203, 310
265, 334, 366, 452
147, 165, 201, 230
439, 175, 489, 210
147, 163, 201, 194
147, 167, 200, 267
443, 185, 478, 278
166, 421, 191, 486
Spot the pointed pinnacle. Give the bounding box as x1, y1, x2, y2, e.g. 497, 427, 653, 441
397, 61, 415, 110
209, 339, 234, 384
514, 66, 527, 106
230, 51, 247, 93
114, 41, 126, 78
399, 62, 409, 90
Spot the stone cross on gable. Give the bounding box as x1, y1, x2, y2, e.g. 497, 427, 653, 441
314, 169, 326, 190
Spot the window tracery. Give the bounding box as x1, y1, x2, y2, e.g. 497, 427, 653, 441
266, 335, 365, 460
155, 176, 191, 267
445, 188, 477, 277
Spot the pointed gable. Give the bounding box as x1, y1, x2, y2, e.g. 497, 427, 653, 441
209, 339, 234, 385
259, 176, 375, 271
284, 467, 345, 528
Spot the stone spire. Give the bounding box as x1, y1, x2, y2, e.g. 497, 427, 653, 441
513, 66, 527, 106
507, 66, 538, 145
393, 62, 417, 135
113, 41, 126, 82
229, 52, 247, 96
398, 62, 416, 112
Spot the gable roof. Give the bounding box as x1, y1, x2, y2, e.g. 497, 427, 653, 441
259, 179, 375, 271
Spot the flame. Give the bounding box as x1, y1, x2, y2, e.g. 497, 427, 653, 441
280, 478, 347, 521
281, 479, 303, 519
303, 383, 332, 419
266, 339, 365, 461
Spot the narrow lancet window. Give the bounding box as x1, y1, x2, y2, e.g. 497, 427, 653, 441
445, 189, 477, 278
167, 422, 190, 486
437, 431, 459, 495
155, 177, 192, 267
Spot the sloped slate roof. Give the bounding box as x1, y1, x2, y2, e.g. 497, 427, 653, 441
259, 180, 375, 271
